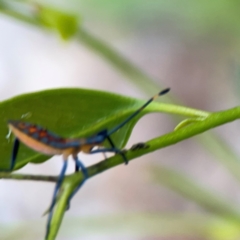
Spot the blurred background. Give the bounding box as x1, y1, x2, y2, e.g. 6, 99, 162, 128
1, 0, 240, 239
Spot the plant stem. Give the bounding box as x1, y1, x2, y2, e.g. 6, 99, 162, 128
86, 106, 240, 178
47, 106, 240, 239
150, 103, 210, 117
1, 106, 240, 182
0, 172, 58, 182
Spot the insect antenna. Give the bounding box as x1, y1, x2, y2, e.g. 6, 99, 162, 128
107, 88, 170, 136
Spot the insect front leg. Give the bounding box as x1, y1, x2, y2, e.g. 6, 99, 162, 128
0, 138, 20, 172
10, 138, 20, 170
45, 159, 68, 240
90, 146, 128, 164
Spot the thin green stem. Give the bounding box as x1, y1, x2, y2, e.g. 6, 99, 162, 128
85, 106, 240, 178
0, 2, 39, 26
149, 103, 210, 118
1, 106, 239, 183
0, 172, 58, 182
1, 106, 238, 187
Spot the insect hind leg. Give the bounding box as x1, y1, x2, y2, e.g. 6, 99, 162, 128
106, 136, 128, 164
90, 146, 128, 165
67, 156, 88, 208
45, 160, 68, 239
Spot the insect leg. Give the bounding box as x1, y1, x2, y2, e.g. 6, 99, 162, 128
45, 160, 68, 240
10, 138, 20, 171
68, 156, 88, 205
90, 147, 125, 156
0, 138, 20, 171
101, 89, 170, 165
106, 136, 128, 164
75, 162, 79, 172
90, 130, 127, 163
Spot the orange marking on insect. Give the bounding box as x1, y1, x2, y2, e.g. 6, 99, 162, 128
29, 126, 38, 133
8, 123, 64, 155
39, 130, 48, 137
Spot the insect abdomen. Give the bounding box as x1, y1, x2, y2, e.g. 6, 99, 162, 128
8, 120, 65, 155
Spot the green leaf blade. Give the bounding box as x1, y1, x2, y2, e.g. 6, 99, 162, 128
0, 88, 168, 170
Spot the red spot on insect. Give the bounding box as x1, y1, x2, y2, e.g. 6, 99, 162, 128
44, 133, 66, 144
29, 126, 38, 133
39, 130, 47, 137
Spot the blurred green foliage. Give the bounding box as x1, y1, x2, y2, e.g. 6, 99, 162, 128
1, 1, 240, 240
35, 0, 240, 41
37, 5, 79, 39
